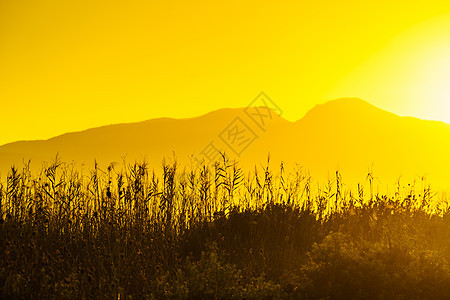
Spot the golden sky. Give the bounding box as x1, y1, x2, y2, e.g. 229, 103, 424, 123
2, 0, 450, 145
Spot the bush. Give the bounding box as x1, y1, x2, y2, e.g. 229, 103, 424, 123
296, 232, 450, 299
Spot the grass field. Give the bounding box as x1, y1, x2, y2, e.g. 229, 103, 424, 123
1, 155, 450, 299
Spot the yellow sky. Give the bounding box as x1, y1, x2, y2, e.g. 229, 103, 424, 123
2, 0, 450, 145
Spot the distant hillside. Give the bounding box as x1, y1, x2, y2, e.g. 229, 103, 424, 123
286, 98, 450, 189
0, 106, 289, 174
1, 98, 450, 191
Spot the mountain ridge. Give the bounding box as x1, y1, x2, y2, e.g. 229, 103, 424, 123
1, 98, 450, 191
2, 99, 449, 148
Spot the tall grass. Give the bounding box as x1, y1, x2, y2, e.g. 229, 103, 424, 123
1, 154, 449, 298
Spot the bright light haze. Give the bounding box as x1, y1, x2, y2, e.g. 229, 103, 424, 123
2, 0, 450, 145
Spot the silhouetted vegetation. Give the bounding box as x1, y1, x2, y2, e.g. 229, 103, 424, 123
1, 155, 450, 299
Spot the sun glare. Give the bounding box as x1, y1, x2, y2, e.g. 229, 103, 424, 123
326, 12, 450, 124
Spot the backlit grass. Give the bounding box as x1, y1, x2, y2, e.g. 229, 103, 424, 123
1, 155, 449, 299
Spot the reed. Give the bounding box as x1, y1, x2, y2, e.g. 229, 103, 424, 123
1, 154, 449, 298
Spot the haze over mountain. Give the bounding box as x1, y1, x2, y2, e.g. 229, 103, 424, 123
1, 98, 450, 191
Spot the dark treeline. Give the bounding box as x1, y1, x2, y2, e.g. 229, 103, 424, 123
1, 155, 450, 299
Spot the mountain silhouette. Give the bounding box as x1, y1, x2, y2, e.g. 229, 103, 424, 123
288, 98, 450, 188
1, 98, 450, 191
